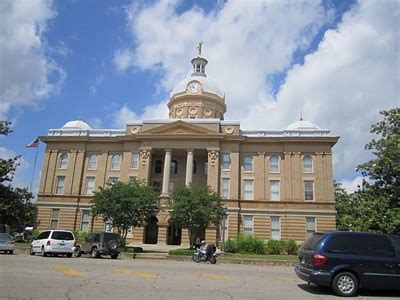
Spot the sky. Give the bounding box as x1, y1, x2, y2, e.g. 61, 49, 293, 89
1, 0, 399, 195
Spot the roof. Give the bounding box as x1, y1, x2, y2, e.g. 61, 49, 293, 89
286, 120, 321, 130
61, 120, 92, 130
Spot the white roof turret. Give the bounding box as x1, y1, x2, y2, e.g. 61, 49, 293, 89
61, 120, 92, 130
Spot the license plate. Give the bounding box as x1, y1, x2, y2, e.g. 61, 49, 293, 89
59, 243, 65, 246
301, 258, 305, 264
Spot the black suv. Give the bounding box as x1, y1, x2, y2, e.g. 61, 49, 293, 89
74, 232, 121, 259
295, 231, 400, 297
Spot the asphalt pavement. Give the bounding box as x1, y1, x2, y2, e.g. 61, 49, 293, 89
0, 254, 398, 299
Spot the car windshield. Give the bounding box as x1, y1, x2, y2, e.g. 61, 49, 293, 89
51, 231, 74, 240
301, 233, 324, 251
0, 235, 11, 241
103, 233, 120, 243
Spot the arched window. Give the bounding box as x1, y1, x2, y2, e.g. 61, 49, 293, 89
193, 160, 197, 174
154, 160, 163, 174
170, 160, 178, 174
303, 155, 313, 172
111, 154, 121, 170
58, 152, 68, 169
88, 154, 97, 170
269, 155, 279, 172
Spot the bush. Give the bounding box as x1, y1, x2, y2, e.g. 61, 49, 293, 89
285, 239, 299, 255
266, 239, 284, 255
72, 231, 89, 242
224, 234, 266, 254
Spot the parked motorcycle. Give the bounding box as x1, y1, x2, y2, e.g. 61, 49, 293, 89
192, 245, 217, 264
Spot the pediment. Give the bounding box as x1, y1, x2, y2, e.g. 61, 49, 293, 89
139, 121, 218, 135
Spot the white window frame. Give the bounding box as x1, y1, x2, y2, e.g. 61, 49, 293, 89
303, 155, 313, 173
221, 178, 230, 199
85, 176, 95, 196
304, 180, 314, 201
88, 154, 98, 170
270, 180, 280, 201
131, 152, 139, 170
80, 210, 90, 232
269, 155, 280, 173
271, 216, 281, 240
50, 209, 60, 229
58, 152, 68, 169
111, 154, 121, 171
220, 215, 229, 242
243, 154, 253, 172
306, 217, 316, 239
243, 215, 253, 236
221, 152, 231, 171
243, 179, 254, 200
55, 176, 65, 195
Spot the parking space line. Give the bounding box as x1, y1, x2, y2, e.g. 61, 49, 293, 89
50, 264, 85, 277
113, 267, 159, 279
199, 273, 234, 281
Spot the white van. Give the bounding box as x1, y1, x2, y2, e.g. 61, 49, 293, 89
30, 230, 75, 257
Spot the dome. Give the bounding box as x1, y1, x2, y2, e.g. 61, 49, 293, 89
171, 75, 224, 98
61, 120, 92, 130
286, 120, 320, 130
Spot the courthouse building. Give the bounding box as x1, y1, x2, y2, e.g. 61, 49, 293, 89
36, 49, 339, 246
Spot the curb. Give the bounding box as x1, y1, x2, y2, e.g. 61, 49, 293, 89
165, 255, 297, 266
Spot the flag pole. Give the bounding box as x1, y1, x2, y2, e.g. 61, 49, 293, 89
30, 142, 39, 193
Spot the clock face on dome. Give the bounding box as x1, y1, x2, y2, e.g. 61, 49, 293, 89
187, 81, 201, 94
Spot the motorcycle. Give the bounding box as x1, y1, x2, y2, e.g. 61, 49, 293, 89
192, 246, 217, 264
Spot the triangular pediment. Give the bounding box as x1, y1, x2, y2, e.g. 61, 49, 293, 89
139, 121, 218, 135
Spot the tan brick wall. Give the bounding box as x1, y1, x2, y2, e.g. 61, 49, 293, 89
316, 215, 336, 232
254, 215, 269, 239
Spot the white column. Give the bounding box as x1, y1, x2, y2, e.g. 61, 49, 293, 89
161, 149, 172, 195
185, 149, 194, 186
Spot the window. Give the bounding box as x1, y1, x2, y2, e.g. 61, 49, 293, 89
243, 179, 254, 200
221, 178, 230, 198
51, 231, 74, 240
243, 215, 253, 236
50, 209, 60, 229
108, 177, 119, 184
131, 152, 139, 169
304, 180, 314, 201
88, 154, 97, 170
169, 181, 174, 193
306, 217, 316, 239
193, 160, 197, 174
204, 162, 208, 175
129, 176, 137, 183
243, 154, 253, 171
271, 216, 281, 240
154, 160, 163, 174
55, 176, 65, 195
221, 153, 231, 170
269, 155, 279, 172
152, 181, 161, 193
111, 154, 121, 170
270, 180, 280, 201
303, 155, 313, 172
80, 210, 90, 232
85, 177, 95, 195
170, 160, 178, 174
220, 215, 229, 242
58, 152, 68, 169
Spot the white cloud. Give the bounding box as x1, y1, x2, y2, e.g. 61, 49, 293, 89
90, 75, 105, 94
114, 0, 399, 180
0, 0, 66, 119
340, 176, 364, 193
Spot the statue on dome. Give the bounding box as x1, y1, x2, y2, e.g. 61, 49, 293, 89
196, 41, 203, 56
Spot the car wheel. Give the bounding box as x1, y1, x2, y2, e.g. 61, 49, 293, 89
74, 247, 82, 257
41, 247, 47, 257
107, 240, 118, 252
332, 272, 358, 297
30, 246, 35, 255
111, 253, 119, 259
91, 247, 100, 258
66, 253, 72, 258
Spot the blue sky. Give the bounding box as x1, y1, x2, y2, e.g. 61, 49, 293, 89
1, 0, 399, 194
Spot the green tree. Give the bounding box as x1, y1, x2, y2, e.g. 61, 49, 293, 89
91, 180, 158, 243
0, 120, 36, 232
169, 185, 225, 246
336, 108, 400, 233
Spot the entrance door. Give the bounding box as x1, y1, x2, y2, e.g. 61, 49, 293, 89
167, 224, 181, 245
144, 216, 158, 244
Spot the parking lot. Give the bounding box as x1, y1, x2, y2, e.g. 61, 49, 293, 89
0, 254, 398, 299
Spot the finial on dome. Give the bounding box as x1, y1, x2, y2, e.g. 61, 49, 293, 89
300, 110, 303, 121
196, 41, 203, 56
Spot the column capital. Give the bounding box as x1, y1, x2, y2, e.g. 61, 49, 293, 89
139, 149, 151, 166
164, 148, 172, 153
208, 150, 219, 167
186, 148, 194, 153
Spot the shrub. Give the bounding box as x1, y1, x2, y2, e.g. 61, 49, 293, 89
28, 228, 40, 242
72, 231, 89, 242
224, 234, 265, 254
266, 239, 284, 255
224, 238, 238, 253
285, 239, 299, 255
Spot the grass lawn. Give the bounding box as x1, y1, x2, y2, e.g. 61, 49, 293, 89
15, 242, 30, 249
224, 253, 298, 261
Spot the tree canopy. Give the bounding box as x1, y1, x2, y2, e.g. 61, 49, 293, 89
169, 185, 225, 246
91, 180, 158, 242
336, 108, 400, 233
0, 120, 36, 232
